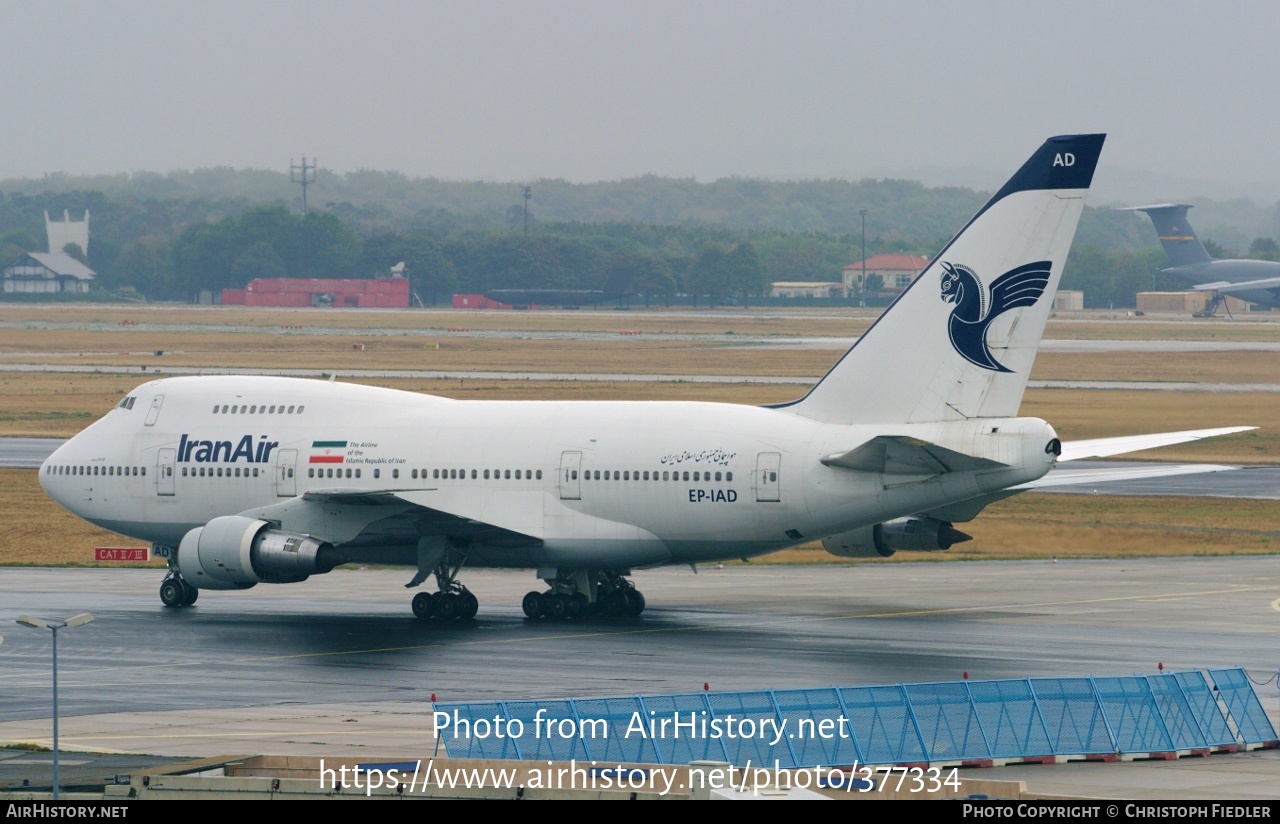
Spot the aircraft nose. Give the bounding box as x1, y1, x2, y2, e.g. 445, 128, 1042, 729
38, 438, 74, 501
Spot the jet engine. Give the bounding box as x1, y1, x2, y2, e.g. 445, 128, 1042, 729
821, 516, 972, 559
177, 515, 345, 589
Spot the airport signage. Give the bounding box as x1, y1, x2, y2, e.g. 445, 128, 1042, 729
95, 547, 150, 562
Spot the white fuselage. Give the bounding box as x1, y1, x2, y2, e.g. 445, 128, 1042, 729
40, 375, 1058, 570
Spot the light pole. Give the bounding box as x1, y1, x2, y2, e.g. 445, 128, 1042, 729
17, 613, 93, 799
859, 209, 869, 308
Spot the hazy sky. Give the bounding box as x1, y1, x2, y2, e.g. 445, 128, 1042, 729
4, 1, 1278, 198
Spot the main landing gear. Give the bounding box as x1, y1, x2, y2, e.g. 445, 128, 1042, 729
411, 587, 478, 621
408, 555, 478, 621
522, 570, 646, 620
1193, 292, 1231, 318
159, 574, 198, 608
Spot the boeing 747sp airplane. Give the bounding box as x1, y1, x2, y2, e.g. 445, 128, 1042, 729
39, 134, 1252, 620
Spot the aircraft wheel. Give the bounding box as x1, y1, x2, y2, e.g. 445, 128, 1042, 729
160, 578, 185, 608
624, 589, 646, 616
546, 593, 569, 620
522, 591, 544, 619
599, 591, 622, 616
412, 591, 436, 619
565, 592, 586, 620
435, 592, 459, 620
180, 581, 198, 606
458, 590, 479, 620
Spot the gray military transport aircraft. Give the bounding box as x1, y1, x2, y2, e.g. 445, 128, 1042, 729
39, 134, 1253, 621
1122, 203, 1280, 316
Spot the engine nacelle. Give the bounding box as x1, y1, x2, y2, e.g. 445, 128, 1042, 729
177, 515, 345, 589
822, 517, 972, 559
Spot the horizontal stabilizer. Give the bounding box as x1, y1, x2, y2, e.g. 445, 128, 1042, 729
823, 435, 1007, 475
1017, 462, 1237, 489
924, 461, 1238, 522
1057, 426, 1255, 462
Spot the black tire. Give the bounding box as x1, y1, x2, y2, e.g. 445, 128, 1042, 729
565, 592, 585, 619
546, 593, 569, 619
412, 591, 436, 619
435, 592, 459, 620
624, 589, 645, 616
599, 591, 622, 616
522, 591, 544, 619
160, 579, 184, 608
459, 590, 479, 620
180, 582, 198, 606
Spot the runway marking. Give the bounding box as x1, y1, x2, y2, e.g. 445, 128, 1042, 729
2, 582, 1277, 689
0, 739, 129, 755
1271, 597, 1280, 613
2, 730, 438, 745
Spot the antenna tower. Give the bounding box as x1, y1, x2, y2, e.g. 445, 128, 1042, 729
291, 157, 318, 214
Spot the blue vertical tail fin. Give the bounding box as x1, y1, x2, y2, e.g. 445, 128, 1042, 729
1120, 204, 1212, 267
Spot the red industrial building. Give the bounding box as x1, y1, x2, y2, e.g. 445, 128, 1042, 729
222, 277, 409, 308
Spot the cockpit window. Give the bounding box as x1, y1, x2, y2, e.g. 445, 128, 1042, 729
116, 396, 137, 410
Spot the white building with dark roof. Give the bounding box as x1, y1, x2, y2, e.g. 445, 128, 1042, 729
2, 209, 95, 293
3, 252, 95, 293
842, 253, 931, 294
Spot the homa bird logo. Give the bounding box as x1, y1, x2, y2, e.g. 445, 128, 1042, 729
938, 260, 1052, 373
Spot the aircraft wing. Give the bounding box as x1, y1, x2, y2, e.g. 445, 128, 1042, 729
240, 487, 545, 549
1193, 278, 1280, 294
822, 435, 1007, 474
241, 486, 657, 553
1057, 426, 1255, 462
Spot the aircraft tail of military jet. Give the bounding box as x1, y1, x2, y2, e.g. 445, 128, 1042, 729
1119, 204, 1213, 267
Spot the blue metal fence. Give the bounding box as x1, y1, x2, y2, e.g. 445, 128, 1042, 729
434, 667, 1278, 768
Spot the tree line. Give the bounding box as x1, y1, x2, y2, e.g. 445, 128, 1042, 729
1, 177, 1277, 307
0, 197, 917, 303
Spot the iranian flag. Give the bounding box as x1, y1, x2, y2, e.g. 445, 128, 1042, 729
310, 440, 347, 464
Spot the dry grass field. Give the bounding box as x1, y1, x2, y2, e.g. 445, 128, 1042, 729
3, 302, 1278, 569
1, 330, 1278, 386
4, 302, 1280, 340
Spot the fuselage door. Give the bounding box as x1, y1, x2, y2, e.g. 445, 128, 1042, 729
559, 451, 582, 500
275, 449, 298, 497
157, 448, 176, 496
755, 452, 781, 502
144, 394, 164, 426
